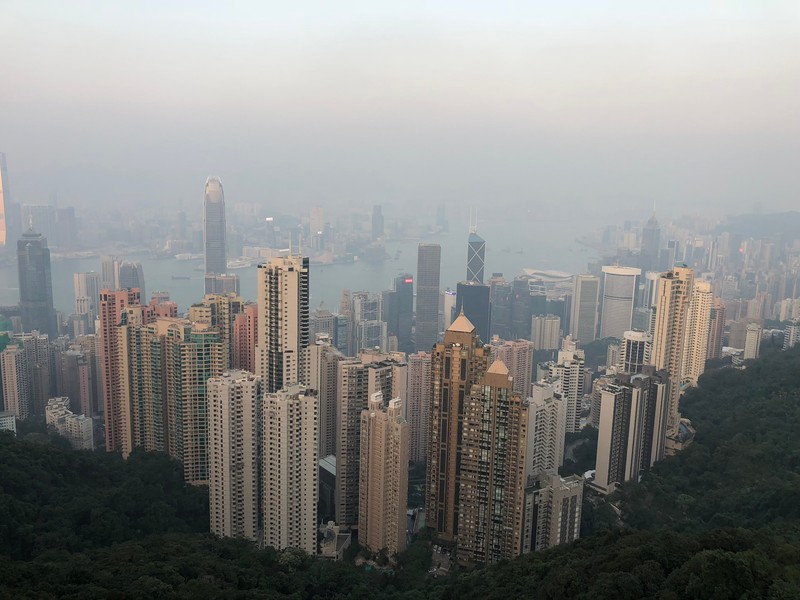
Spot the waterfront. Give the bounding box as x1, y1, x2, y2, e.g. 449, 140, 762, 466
0, 212, 598, 317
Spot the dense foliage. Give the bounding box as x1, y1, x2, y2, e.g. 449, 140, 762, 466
619, 345, 800, 531
1, 346, 799, 598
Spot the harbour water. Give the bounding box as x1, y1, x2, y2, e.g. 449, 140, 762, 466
0, 212, 598, 317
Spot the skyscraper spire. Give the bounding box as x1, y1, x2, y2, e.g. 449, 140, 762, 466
203, 176, 226, 292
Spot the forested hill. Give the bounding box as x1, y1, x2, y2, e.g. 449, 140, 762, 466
2, 347, 800, 598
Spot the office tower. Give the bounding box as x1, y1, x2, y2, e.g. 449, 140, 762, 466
118, 307, 166, 456
593, 371, 669, 494
457, 359, 528, 564
531, 315, 561, 351
99, 289, 144, 452
256, 256, 310, 393
642, 271, 661, 309
56, 349, 93, 418
510, 277, 533, 340
309, 335, 344, 457
0, 152, 8, 247
455, 281, 491, 344
706, 299, 726, 360
350, 291, 387, 353
359, 393, 409, 555
744, 324, 762, 360
205, 273, 240, 295
203, 176, 227, 282
208, 371, 262, 542
651, 266, 693, 436
383, 274, 414, 354
17, 227, 57, 338
569, 275, 600, 344
466, 221, 485, 284
100, 255, 119, 290
21, 205, 58, 246
522, 473, 583, 553
487, 338, 534, 396
784, 320, 800, 350
619, 330, 652, 374
406, 351, 431, 462
547, 347, 585, 433
599, 266, 641, 340
232, 302, 258, 372
526, 381, 567, 475
56, 207, 76, 251
427, 313, 490, 541
1, 345, 28, 419
440, 288, 457, 333
489, 275, 512, 340
309, 206, 325, 238
118, 261, 146, 301
371, 205, 384, 241
164, 319, 224, 484
45, 397, 94, 450
639, 214, 661, 272
310, 306, 338, 341
416, 244, 441, 352
74, 272, 101, 325
262, 385, 318, 554
189, 293, 245, 370
335, 351, 408, 530
681, 280, 712, 386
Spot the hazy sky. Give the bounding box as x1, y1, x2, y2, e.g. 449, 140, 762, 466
2, 1, 799, 220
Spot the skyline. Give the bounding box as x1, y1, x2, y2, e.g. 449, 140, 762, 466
1, 2, 798, 216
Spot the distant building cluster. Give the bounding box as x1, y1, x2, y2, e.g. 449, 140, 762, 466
2, 158, 800, 565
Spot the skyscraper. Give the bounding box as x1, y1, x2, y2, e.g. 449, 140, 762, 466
457, 359, 528, 564
371, 205, 384, 241
358, 393, 409, 555
308, 335, 344, 458
569, 274, 600, 344
547, 347, 585, 433
208, 370, 262, 542
651, 266, 693, 437
681, 280, 712, 386
406, 351, 432, 462
262, 384, 318, 554
593, 370, 669, 494
382, 274, 414, 354
17, 227, 57, 338
256, 256, 310, 393
203, 176, 227, 284
118, 261, 146, 301
743, 323, 762, 360
99, 289, 145, 453
455, 281, 491, 343
426, 313, 490, 541
526, 381, 567, 474
619, 330, 652, 374
707, 299, 726, 360
639, 214, 661, 272
336, 351, 407, 530
416, 244, 441, 352
74, 271, 102, 325
487, 338, 534, 396
599, 266, 641, 340
189, 293, 246, 370
466, 230, 486, 284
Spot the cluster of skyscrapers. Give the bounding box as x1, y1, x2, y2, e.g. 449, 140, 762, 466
3, 155, 800, 566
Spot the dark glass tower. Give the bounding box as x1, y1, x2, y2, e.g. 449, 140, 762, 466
466, 231, 485, 284
415, 244, 441, 352
203, 176, 227, 286
383, 273, 414, 354
455, 281, 491, 343
17, 226, 57, 337
118, 261, 146, 301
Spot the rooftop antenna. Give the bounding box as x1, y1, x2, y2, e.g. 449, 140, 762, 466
469, 207, 478, 234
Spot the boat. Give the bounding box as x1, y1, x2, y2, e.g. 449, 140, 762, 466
171, 275, 191, 280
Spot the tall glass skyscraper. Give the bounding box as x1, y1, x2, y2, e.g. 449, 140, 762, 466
17, 226, 57, 337
203, 176, 227, 283
415, 244, 441, 352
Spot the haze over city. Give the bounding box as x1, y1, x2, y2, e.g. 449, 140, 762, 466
2, 1, 799, 217
2, 3, 800, 598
